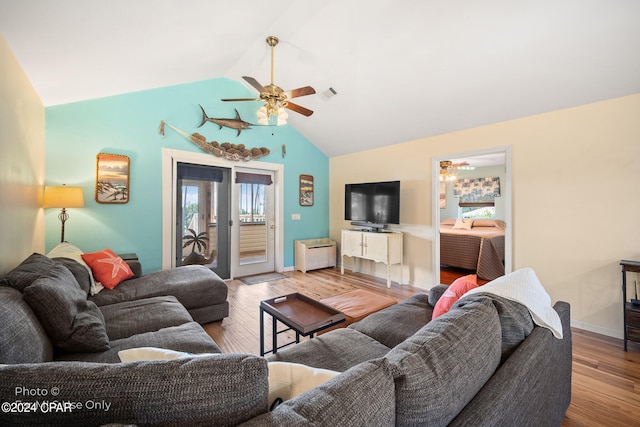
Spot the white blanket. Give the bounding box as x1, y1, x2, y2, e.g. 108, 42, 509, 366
462, 267, 563, 339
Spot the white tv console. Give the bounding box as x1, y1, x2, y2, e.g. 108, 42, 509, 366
340, 229, 403, 288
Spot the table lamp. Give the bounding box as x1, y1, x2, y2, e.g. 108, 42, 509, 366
43, 185, 84, 243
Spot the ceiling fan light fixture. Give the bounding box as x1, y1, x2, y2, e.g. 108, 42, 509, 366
257, 104, 288, 126
439, 160, 457, 182
439, 172, 457, 182
276, 107, 288, 125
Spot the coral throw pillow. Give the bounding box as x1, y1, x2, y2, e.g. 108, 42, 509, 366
81, 249, 134, 289
432, 274, 479, 319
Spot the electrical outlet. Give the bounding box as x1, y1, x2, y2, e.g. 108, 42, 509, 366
291, 213, 301, 220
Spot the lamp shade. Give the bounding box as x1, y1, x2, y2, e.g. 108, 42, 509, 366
43, 186, 85, 208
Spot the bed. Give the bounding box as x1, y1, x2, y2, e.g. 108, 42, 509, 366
440, 218, 506, 280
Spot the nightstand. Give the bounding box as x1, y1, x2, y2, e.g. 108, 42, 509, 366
620, 260, 640, 351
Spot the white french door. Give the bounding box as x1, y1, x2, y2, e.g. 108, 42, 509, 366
161, 148, 284, 278
232, 167, 275, 277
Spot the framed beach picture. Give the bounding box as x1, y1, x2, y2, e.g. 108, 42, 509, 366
95, 153, 130, 204
299, 174, 314, 206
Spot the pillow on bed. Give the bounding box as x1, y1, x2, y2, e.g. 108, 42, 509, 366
472, 219, 506, 229
453, 218, 473, 230
440, 218, 457, 227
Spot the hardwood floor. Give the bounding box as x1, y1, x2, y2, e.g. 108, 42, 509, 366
203, 268, 640, 426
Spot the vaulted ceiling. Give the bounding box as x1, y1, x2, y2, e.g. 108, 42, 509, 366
2, 0, 639, 157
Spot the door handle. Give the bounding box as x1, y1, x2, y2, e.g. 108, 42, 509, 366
229, 220, 233, 226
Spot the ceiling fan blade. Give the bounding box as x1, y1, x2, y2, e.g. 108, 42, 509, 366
242, 76, 266, 93
451, 162, 470, 168
285, 102, 314, 117
221, 97, 261, 102
286, 86, 316, 99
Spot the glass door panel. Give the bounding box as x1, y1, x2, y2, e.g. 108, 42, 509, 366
176, 163, 230, 279
234, 169, 275, 277
238, 182, 267, 265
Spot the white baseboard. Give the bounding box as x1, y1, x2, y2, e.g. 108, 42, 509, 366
570, 319, 622, 339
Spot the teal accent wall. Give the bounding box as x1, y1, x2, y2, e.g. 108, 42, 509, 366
45, 78, 328, 273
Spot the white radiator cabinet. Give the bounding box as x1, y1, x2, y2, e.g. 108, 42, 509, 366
294, 238, 337, 273
340, 229, 403, 288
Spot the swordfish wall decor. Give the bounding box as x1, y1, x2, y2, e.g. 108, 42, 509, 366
198, 105, 254, 137
159, 100, 294, 161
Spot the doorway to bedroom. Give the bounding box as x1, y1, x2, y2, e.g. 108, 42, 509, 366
433, 146, 512, 286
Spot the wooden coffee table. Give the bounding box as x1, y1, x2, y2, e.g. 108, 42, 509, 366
260, 293, 345, 356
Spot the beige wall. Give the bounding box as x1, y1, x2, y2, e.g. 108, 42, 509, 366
0, 35, 45, 275
331, 93, 640, 337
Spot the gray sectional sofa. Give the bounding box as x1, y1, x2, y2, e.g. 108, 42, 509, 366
0, 253, 228, 363
0, 255, 572, 426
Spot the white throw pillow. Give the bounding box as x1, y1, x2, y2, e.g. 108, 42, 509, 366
46, 242, 104, 295
118, 347, 216, 362
453, 218, 473, 230
463, 267, 563, 338
268, 362, 340, 407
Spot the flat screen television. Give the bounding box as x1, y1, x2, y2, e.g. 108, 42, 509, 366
345, 180, 400, 230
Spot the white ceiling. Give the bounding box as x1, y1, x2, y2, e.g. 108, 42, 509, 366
1, 0, 639, 157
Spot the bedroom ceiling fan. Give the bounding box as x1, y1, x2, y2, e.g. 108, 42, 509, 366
221, 36, 316, 125
440, 161, 475, 181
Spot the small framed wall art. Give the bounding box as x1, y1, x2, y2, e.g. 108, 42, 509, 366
299, 174, 314, 206
95, 153, 130, 204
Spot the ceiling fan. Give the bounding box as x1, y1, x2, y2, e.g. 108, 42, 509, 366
440, 161, 475, 182
441, 161, 474, 170
221, 36, 316, 124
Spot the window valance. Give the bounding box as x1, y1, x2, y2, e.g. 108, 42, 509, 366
235, 172, 273, 185
453, 177, 501, 201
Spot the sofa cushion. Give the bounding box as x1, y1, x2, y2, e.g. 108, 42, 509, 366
456, 294, 534, 362
22, 264, 110, 353
47, 242, 97, 295
0, 354, 268, 427
428, 284, 449, 306
81, 248, 135, 289
51, 257, 93, 296
0, 286, 54, 364
0, 252, 55, 292
54, 321, 221, 363
349, 293, 432, 348
99, 295, 195, 340
385, 297, 502, 426
267, 328, 390, 372
89, 265, 228, 313
241, 358, 395, 427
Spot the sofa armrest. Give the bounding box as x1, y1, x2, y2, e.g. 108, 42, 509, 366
0, 354, 268, 426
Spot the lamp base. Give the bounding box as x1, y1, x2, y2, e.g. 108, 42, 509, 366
58, 207, 69, 243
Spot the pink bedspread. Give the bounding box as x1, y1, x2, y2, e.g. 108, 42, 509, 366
440, 219, 505, 280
